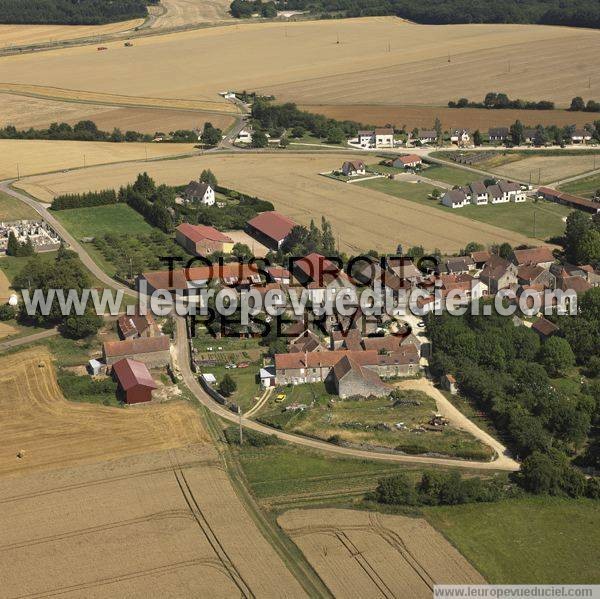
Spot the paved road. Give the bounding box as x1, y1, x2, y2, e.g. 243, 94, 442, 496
0, 180, 137, 300
174, 316, 517, 471
0, 327, 60, 353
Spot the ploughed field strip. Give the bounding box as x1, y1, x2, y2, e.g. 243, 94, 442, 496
279, 508, 485, 599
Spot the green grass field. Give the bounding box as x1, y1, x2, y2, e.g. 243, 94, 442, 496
425, 497, 600, 584
359, 178, 571, 240
559, 173, 600, 199
257, 383, 492, 460
0, 191, 37, 221
423, 164, 480, 186
54, 204, 154, 239
0, 251, 57, 284
236, 443, 414, 505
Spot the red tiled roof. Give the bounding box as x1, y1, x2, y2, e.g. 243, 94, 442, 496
117, 307, 154, 338
247, 211, 296, 242
112, 358, 157, 390
176, 223, 233, 244
532, 317, 559, 337
538, 187, 600, 212
396, 154, 422, 165
142, 263, 263, 291
513, 246, 555, 266
103, 335, 170, 358
267, 266, 291, 279
332, 355, 387, 387
294, 253, 349, 286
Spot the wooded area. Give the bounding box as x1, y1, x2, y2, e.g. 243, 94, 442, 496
0, 0, 152, 25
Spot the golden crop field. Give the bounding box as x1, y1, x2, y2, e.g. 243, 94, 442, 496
0, 19, 597, 110
150, 0, 233, 27
0, 190, 37, 220
0, 19, 143, 50
300, 104, 599, 131
0, 348, 207, 477
488, 154, 600, 185
0, 93, 235, 134
279, 508, 485, 598
0, 348, 307, 597
16, 152, 537, 252
0, 139, 199, 180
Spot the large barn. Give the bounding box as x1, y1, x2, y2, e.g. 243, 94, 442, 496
246, 211, 296, 250
112, 358, 157, 404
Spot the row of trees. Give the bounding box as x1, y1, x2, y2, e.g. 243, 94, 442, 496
564, 210, 600, 265
0, 0, 151, 25
569, 97, 600, 113
51, 189, 117, 211
449, 92, 554, 111
496, 120, 599, 146
0, 121, 203, 144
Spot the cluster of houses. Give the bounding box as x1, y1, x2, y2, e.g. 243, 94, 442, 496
0, 220, 61, 254
488, 127, 594, 145
442, 179, 527, 209
88, 309, 172, 405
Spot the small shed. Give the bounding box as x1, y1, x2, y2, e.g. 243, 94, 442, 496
112, 358, 157, 404
441, 373, 457, 395
259, 366, 276, 388
87, 359, 104, 376
202, 373, 217, 385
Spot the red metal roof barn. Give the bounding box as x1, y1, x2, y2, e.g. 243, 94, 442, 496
112, 358, 157, 404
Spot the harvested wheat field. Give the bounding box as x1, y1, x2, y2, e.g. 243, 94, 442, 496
0, 446, 307, 597
0, 347, 208, 477
279, 508, 485, 598
0, 19, 143, 50
490, 154, 600, 185
0, 93, 235, 134
300, 104, 598, 132
16, 152, 537, 253
0, 19, 598, 109
150, 0, 233, 27
0, 139, 198, 180
0, 268, 12, 303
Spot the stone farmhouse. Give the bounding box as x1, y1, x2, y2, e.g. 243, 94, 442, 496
103, 335, 171, 368
416, 130, 437, 144
488, 127, 509, 142
117, 308, 158, 340
450, 129, 471, 146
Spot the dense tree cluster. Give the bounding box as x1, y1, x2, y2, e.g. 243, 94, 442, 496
14, 246, 102, 339
506, 119, 600, 146
0, 0, 151, 25
375, 471, 509, 506
51, 190, 117, 211
449, 93, 554, 110
247, 0, 600, 29
118, 173, 175, 232
230, 0, 277, 17
563, 211, 600, 265
6, 232, 34, 257
250, 99, 366, 142
569, 97, 600, 112
427, 304, 595, 458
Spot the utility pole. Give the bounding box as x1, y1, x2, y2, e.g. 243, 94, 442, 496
387, 41, 390, 53
145, 144, 148, 162
533, 210, 536, 238
538, 167, 541, 184
83, 154, 86, 168
16, 163, 20, 181
507, 60, 511, 73
238, 406, 243, 445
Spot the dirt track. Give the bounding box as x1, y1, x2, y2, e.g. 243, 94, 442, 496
279, 508, 485, 598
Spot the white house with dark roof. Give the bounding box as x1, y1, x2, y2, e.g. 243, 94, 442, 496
469, 181, 488, 205
498, 180, 526, 202
183, 180, 215, 205
450, 129, 471, 146
341, 160, 366, 176
357, 128, 394, 149
442, 189, 469, 209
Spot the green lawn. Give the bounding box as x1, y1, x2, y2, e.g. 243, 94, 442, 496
257, 383, 493, 460
0, 191, 38, 221
424, 497, 600, 584
358, 178, 570, 240
236, 443, 412, 504
423, 164, 480, 186
559, 173, 600, 199
358, 177, 439, 202
54, 204, 154, 239
0, 251, 57, 284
